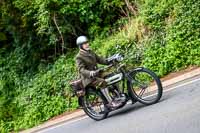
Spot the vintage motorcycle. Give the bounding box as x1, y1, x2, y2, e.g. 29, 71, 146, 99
70, 54, 163, 120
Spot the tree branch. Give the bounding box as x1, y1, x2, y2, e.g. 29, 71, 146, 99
53, 12, 65, 54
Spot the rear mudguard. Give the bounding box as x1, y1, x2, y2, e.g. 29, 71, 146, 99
78, 86, 105, 107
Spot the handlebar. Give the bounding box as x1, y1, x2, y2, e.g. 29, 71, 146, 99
106, 53, 124, 62
98, 53, 124, 72
98, 64, 113, 72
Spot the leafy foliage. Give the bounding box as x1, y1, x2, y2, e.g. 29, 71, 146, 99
0, 0, 130, 131
142, 0, 200, 76
0, 50, 79, 131
1, 0, 125, 50
0, 0, 200, 132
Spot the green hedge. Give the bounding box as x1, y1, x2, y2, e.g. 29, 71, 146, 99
0, 49, 79, 131
141, 0, 200, 76
1, 0, 200, 132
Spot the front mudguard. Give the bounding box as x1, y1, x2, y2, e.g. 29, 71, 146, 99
128, 67, 144, 74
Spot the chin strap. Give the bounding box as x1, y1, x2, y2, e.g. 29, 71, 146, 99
80, 47, 89, 52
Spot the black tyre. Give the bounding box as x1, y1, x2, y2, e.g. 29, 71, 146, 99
127, 67, 163, 105
80, 87, 109, 121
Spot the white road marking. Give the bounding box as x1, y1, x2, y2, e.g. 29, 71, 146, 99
38, 116, 88, 133
38, 77, 200, 133
163, 77, 200, 93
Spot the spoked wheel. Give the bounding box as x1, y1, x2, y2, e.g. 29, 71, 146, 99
81, 87, 109, 121
128, 67, 163, 105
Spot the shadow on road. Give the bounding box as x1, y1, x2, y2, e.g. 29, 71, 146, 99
107, 99, 166, 119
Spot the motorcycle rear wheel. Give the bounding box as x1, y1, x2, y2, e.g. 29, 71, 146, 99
80, 87, 109, 121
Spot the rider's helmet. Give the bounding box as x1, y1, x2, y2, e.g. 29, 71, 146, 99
76, 36, 88, 47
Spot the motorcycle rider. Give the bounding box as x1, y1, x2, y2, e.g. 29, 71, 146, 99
75, 35, 122, 109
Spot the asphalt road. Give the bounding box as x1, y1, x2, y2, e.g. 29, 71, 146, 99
39, 76, 200, 133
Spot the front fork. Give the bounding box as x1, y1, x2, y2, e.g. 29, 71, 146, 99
125, 71, 139, 104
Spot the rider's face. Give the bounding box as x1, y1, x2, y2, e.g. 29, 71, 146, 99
82, 42, 90, 51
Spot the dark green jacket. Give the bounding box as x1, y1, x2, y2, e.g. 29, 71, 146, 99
75, 50, 109, 88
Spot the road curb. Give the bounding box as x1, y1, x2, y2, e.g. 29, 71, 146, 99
20, 67, 200, 133
20, 110, 85, 133
161, 67, 200, 88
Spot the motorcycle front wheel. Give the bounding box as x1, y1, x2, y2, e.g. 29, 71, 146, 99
80, 87, 109, 121
127, 67, 163, 105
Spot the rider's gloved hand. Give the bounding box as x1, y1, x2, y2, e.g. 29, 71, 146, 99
106, 56, 113, 64
107, 60, 113, 64
89, 70, 100, 78
106, 58, 115, 64
115, 54, 123, 62
106, 54, 123, 64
